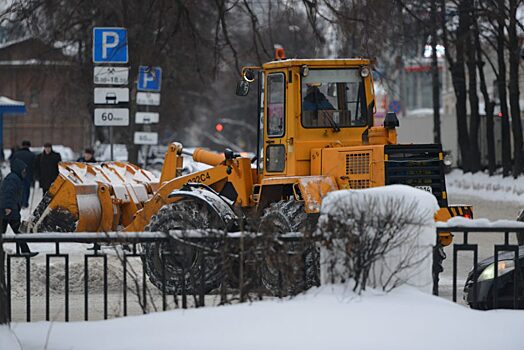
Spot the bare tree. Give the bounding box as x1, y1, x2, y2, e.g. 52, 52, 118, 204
508, 0, 523, 177
318, 196, 434, 294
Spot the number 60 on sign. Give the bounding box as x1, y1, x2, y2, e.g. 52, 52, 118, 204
94, 108, 129, 126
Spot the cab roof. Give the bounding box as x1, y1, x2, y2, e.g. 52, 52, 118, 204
262, 58, 371, 70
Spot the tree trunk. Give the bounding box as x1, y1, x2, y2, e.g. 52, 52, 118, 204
475, 25, 496, 175
466, 7, 481, 172
431, 0, 441, 145
453, 0, 472, 171
497, 0, 512, 177
508, 0, 523, 177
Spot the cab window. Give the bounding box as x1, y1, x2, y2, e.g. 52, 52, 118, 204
267, 73, 285, 137
301, 69, 367, 128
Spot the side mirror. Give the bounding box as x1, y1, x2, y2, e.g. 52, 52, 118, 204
236, 80, 250, 96
243, 68, 255, 82
384, 112, 400, 129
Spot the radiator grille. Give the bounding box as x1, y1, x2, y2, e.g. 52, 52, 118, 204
349, 179, 371, 189
345, 153, 370, 175
384, 144, 448, 207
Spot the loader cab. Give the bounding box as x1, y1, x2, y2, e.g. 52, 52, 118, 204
243, 59, 378, 179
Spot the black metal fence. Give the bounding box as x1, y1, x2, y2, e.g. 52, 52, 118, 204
2, 226, 523, 323
435, 225, 523, 310
1, 231, 314, 322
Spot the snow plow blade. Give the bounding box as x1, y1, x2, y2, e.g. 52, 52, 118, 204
23, 162, 159, 233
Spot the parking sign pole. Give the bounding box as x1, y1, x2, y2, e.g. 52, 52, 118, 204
135, 66, 161, 156
93, 27, 129, 161
109, 126, 114, 160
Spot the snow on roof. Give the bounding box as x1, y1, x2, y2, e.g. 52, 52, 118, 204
0, 35, 32, 50
0, 96, 24, 106
0, 59, 72, 66
53, 41, 79, 57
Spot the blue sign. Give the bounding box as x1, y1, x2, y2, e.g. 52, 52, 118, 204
137, 66, 162, 92
93, 27, 128, 64
388, 100, 401, 114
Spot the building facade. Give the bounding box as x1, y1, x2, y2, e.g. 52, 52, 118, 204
0, 38, 91, 152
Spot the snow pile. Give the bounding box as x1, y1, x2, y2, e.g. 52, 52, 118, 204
318, 185, 439, 293
3, 284, 524, 350
446, 169, 524, 203
437, 216, 524, 228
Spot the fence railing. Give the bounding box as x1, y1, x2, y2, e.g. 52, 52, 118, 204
435, 224, 524, 310
2, 226, 523, 322
1, 231, 313, 322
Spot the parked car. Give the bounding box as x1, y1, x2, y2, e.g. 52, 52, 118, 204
464, 246, 524, 309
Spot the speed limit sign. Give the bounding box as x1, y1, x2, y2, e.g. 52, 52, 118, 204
94, 108, 129, 126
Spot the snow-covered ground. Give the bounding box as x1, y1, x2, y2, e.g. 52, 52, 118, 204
1, 284, 523, 350
446, 169, 524, 204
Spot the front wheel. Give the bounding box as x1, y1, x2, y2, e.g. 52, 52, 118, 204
142, 198, 227, 294
258, 200, 319, 296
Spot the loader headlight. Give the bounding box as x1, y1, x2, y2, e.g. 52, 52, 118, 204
478, 260, 515, 281
300, 65, 309, 77
360, 66, 370, 78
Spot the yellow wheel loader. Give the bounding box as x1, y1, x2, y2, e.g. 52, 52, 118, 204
24, 56, 472, 294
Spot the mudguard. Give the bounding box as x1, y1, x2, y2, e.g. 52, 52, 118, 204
168, 184, 239, 231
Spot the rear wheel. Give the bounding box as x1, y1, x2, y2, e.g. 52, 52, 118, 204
143, 198, 227, 294
258, 200, 319, 295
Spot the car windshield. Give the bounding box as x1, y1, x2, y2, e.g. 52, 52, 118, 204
301, 69, 367, 128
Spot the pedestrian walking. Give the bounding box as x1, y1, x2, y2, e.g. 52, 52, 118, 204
10, 140, 36, 208
77, 148, 96, 163
0, 159, 37, 256
35, 143, 62, 194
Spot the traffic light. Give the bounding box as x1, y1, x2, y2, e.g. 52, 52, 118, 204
215, 122, 224, 132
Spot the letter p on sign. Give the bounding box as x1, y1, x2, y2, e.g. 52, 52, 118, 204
93, 27, 128, 64
137, 66, 162, 92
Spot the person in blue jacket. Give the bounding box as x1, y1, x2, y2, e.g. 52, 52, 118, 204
0, 159, 37, 256
10, 140, 36, 208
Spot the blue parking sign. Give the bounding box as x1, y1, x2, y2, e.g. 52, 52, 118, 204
93, 27, 128, 64
137, 66, 162, 92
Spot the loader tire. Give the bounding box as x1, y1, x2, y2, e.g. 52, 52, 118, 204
143, 198, 226, 295
258, 200, 319, 296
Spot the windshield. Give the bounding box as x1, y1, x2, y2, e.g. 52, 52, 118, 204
301, 69, 367, 128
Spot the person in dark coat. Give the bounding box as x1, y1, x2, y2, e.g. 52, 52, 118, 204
0, 159, 37, 256
10, 140, 36, 208
77, 148, 96, 163
35, 143, 62, 194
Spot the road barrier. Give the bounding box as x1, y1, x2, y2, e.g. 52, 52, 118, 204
1, 231, 314, 322
2, 226, 523, 322
435, 224, 523, 309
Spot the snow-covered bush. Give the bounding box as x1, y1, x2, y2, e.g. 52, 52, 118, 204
317, 185, 438, 294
